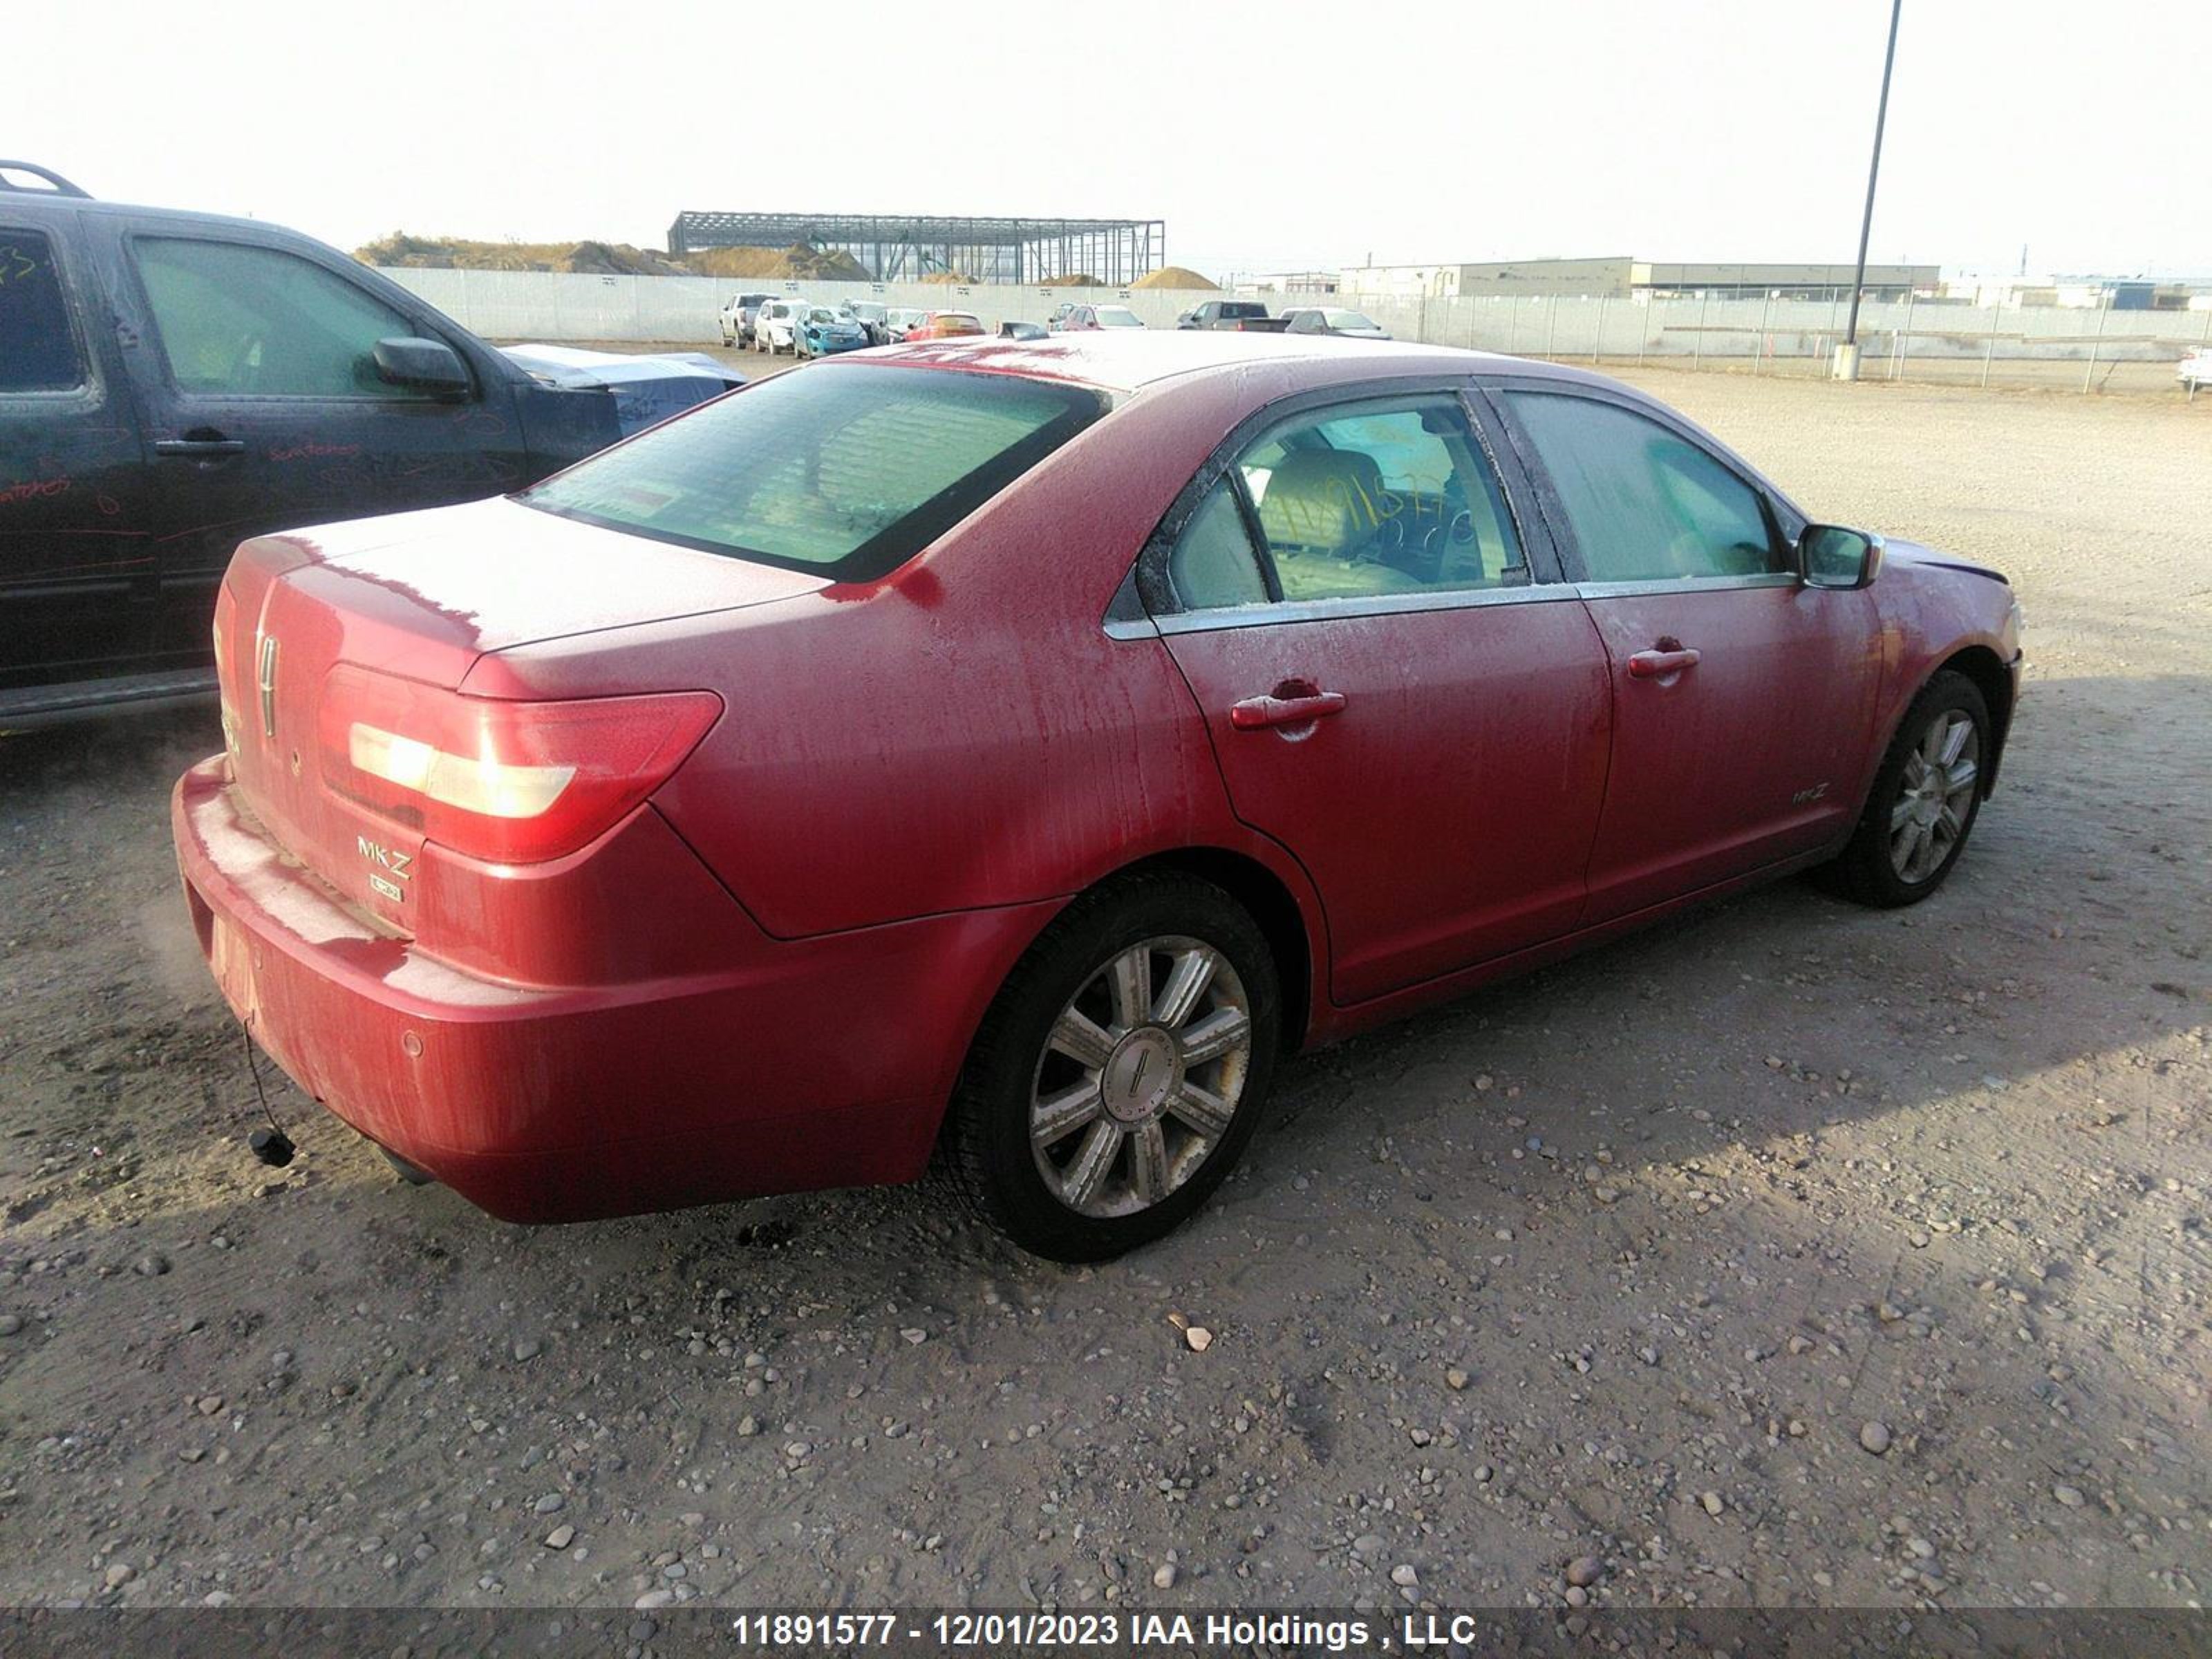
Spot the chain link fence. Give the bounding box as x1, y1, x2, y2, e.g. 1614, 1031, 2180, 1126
1322, 288, 2211, 395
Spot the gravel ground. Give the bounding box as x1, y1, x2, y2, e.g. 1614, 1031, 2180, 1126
0, 368, 2206, 1615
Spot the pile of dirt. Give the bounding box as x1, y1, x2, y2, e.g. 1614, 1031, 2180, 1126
1037, 272, 1101, 287
919, 270, 978, 285
1134, 264, 1217, 290
354, 234, 870, 283
353, 232, 687, 276
683, 243, 871, 283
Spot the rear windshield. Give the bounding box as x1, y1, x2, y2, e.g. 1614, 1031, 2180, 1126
521, 364, 1107, 581
1223, 303, 1266, 317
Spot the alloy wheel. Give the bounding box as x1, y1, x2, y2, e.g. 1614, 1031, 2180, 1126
1890, 709, 1980, 883
1029, 936, 1253, 1219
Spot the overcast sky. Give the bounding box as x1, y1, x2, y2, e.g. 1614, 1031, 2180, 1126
18, 0, 2205, 281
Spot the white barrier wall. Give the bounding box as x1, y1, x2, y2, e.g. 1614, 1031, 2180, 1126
377, 268, 1219, 340
377, 267, 2212, 365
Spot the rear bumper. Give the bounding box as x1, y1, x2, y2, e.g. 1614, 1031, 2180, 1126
171, 756, 1052, 1223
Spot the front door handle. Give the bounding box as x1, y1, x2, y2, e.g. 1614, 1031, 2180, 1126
154, 435, 246, 459
1627, 646, 1701, 679
1230, 688, 1348, 730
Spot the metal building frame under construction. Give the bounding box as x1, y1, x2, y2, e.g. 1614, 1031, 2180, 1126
666, 211, 1166, 285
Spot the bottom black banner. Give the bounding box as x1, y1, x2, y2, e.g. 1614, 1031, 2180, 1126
0, 1607, 2206, 1658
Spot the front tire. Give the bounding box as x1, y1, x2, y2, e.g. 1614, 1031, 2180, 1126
943, 872, 1281, 1262
1818, 671, 1990, 907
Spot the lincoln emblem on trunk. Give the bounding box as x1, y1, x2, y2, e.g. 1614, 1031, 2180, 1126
256, 635, 280, 740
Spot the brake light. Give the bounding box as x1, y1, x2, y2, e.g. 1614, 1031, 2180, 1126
317, 664, 721, 864
212, 586, 239, 758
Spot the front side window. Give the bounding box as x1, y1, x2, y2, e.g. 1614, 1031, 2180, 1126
1236, 400, 1521, 604
525, 363, 1106, 580
133, 237, 421, 399
0, 228, 81, 393
1506, 392, 1779, 582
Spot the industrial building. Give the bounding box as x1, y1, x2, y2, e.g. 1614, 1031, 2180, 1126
1941, 275, 2212, 310
1241, 270, 1342, 297
664, 211, 1166, 286
1338, 256, 1939, 301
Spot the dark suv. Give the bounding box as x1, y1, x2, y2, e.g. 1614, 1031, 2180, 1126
0, 162, 741, 725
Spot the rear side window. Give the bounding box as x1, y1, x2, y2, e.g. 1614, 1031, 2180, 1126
524, 364, 1107, 581
0, 229, 82, 393
1162, 396, 1526, 611
1507, 392, 1779, 582
133, 237, 420, 398
1170, 480, 1271, 609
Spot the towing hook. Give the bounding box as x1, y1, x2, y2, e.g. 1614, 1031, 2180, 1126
249, 1126, 295, 1168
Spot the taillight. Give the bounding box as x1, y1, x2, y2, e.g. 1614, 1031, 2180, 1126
212, 586, 239, 759
317, 665, 721, 864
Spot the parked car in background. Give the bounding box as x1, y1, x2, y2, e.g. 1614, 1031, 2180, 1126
1057, 303, 1145, 331
175, 330, 2021, 1261
846, 301, 896, 345
720, 291, 774, 347
0, 160, 742, 725
1282, 306, 1391, 340
1000, 320, 1049, 340
905, 310, 985, 340
752, 297, 807, 354
885, 307, 930, 341
1177, 299, 1272, 330
795, 305, 870, 358
1047, 301, 1078, 331
2180, 346, 2212, 393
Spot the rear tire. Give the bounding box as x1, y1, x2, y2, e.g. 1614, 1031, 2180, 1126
942, 872, 1281, 1262
1816, 670, 1990, 908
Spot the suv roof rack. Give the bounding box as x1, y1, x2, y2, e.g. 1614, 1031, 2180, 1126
0, 162, 91, 198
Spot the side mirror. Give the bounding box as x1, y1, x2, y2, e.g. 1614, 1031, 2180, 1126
373, 337, 470, 399
1799, 523, 1884, 590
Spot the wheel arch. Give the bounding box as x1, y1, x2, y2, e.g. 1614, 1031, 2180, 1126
1121, 847, 1317, 1053
1932, 644, 2014, 794
924, 841, 1324, 1174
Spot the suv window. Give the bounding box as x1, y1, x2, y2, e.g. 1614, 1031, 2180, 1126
1506, 392, 1779, 581
0, 229, 82, 393
1168, 396, 1524, 609
524, 364, 1106, 581
133, 238, 420, 399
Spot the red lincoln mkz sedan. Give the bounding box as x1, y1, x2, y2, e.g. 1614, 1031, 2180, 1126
174, 332, 2023, 1260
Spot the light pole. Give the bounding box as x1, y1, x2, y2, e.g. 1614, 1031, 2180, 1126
1835, 0, 1904, 381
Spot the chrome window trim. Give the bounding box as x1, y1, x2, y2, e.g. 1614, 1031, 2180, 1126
1150, 581, 1579, 636
1573, 572, 1802, 601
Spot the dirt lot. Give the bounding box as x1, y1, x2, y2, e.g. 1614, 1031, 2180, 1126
1, 369, 2207, 1615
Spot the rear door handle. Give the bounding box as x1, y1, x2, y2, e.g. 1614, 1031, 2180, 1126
154, 436, 246, 458
1230, 690, 1347, 729
1627, 646, 1701, 679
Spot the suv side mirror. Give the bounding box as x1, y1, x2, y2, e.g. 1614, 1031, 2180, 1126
374, 337, 471, 399
1799, 523, 1883, 590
